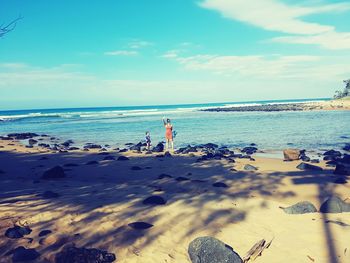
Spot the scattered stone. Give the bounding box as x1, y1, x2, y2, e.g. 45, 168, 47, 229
117, 156, 129, 161
84, 144, 102, 149
296, 162, 322, 171
283, 149, 300, 161
55, 246, 116, 263
41, 191, 60, 199
212, 182, 228, 188
41, 166, 66, 179
310, 159, 320, 163
244, 164, 258, 171
282, 201, 317, 214
131, 166, 142, 170
38, 230, 52, 237
8, 133, 39, 140
5, 225, 32, 239
12, 246, 40, 262
142, 196, 167, 205
320, 196, 350, 213
119, 148, 128, 153
128, 222, 154, 230
62, 140, 74, 147
324, 150, 342, 157
68, 147, 80, 151
188, 236, 243, 263
242, 146, 258, 155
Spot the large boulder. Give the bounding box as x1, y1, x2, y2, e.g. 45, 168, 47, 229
343, 144, 350, 152
5, 225, 32, 239
282, 201, 317, 214
320, 196, 350, 213
283, 149, 300, 161
334, 164, 350, 175
296, 162, 322, 171
41, 166, 66, 179
55, 246, 116, 263
188, 236, 243, 263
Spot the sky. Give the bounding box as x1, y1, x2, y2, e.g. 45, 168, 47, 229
0, 0, 350, 110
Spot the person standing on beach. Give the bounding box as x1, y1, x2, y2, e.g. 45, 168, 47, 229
145, 131, 151, 151
162, 117, 174, 151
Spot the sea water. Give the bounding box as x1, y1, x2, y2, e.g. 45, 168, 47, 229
1, 99, 349, 151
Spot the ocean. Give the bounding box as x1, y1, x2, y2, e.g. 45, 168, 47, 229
1, 98, 349, 151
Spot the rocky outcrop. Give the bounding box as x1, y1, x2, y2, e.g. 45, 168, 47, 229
282, 201, 317, 214
320, 196, 350, 213
188, 236, 243, 263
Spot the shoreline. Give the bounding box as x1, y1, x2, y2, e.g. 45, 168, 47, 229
202, 99, 350, 112
0, 136, 350, 262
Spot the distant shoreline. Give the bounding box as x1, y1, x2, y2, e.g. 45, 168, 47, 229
201, 99, 350, 112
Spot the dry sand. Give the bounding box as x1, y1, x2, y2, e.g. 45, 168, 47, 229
0, 139, 350, 262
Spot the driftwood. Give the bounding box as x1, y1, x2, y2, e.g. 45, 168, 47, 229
243, 238, 273, 262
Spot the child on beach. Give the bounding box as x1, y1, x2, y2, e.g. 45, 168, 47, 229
145, 131, 151, 151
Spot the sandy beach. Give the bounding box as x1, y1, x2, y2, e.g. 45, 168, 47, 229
0, 137, 349, 263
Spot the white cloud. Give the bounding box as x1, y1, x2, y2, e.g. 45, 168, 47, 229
161, 50, 180, 58
271, 31, 350, 50
104, 50, 138, 56
163, 52, 350, 80
199, 0, 350, 49
128, 40, 153, 49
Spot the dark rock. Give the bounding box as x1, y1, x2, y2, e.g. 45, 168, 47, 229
282, 201, 317, 214
98, 152, 110, 155
100, 148, 107, 152
340, 154, 350, 165
152, 142, 164, 152
300, 155, 311, 162
158, 174, 172, 179
5, 225, 32, 239
343, 144, 350, 152
38, 230, 52, 237
244, 164, 258, 171
310, 159, 320, 163
128, 222, 153, 230
84, 144, 102, 149
86, 161, 99, 165
118, 148, 128, 153
142, 196, 167, 205
131, 166, 142, 170
62, 140, 74, 147
8, 133, 39, 140
296, 162, 322, 171
242, 146, 258, 154
41, 166, 65, 179
188, 236, 243, 263
12, 246, 40, 262
68, 147, 80, 151
201, 143, 219, 150
28, 139, 38, 145
0, 136, 13, 140
212, 182, 228, 188
117, 156, 129, 161
164, 151, 172, 157
55, 246, 116, 263
41, 191, 60, 199
320, 196, 350, 213
176, 176, 190, 182
323, 150, 342, 157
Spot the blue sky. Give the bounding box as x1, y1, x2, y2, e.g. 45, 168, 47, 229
0, 0, 350, 110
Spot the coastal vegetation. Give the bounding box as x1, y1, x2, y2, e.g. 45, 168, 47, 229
334, 79, 350, 99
